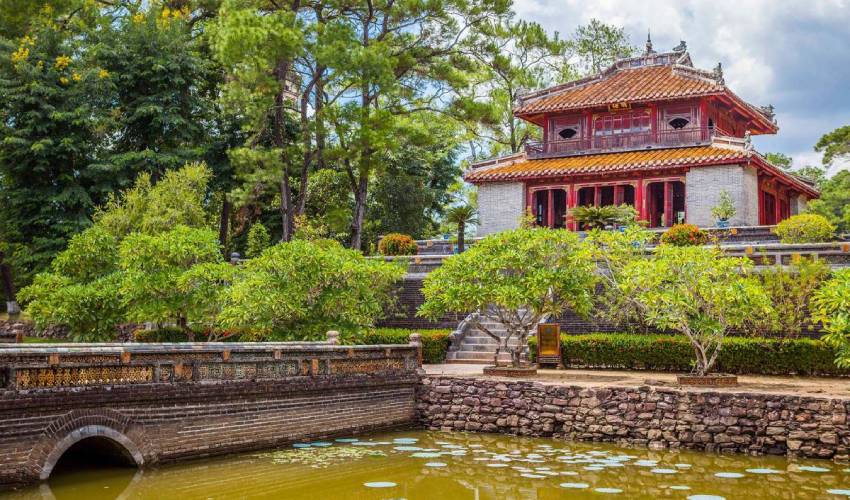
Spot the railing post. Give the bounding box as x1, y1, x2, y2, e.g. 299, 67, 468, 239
408, 333, 422, 368
326, 330, 340, 345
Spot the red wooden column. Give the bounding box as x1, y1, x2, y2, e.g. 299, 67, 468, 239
526, 185, 533, 217
774, 186, 782, 225
757, 180, 765, 225
635, 180, 646, 223
663, 181, 674, 227
594, 185, 601, 207
566, 185, 576, 231
547, 189, 555, 228
613, 185, 624, 205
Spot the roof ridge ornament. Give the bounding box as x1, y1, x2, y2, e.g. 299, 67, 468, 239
713, 62, 725, 85
643, 30, 656, 55
758, 104, 777, 124
672, 40, 687, 53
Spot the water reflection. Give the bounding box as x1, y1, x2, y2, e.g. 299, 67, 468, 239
4, 431, 849, 499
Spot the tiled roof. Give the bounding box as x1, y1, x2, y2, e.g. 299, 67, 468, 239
515, 65, 722, 115
465, 145, 748, 182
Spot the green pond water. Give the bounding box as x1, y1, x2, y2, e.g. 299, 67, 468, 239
4, 430, 850, 499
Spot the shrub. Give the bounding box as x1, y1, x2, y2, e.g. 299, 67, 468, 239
774, 214, 835, 243
660, 223, 709, 246
134, 327, 188, 342
378, 233, 418, 256
813, 269, 850, 367
352, 328, 451, 364
570, 204, 637, 230
246, 222, 271, 258
528, 333, 848, 376
749, 257, 831, 337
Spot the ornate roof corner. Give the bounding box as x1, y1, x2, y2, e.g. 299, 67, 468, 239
758, 104, 777, 124
743, 131, 753, 151
672, 40, 687, 53
713, 62, 725, 85
643, 30, 656, 56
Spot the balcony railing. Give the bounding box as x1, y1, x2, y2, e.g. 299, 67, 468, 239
526, 127, 717, 159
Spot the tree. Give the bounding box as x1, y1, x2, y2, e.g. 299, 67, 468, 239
211, 0, 305, 242
18, 226, 125, 341
764, 152, 793, 169
89, 5, 214, 187
459, 17, 572, 157
246, 222, 270, 258
751, 257, 830, 338
815, 125, 850, 167
444, 204, 478, 252
0, 20, 106, 274
570, 19, 634, 75
119, 225, 224, 340
813, 269, 850, 367
418, 228, 596, 367
807, 170, 850, 232
18, 163, 217, 340
217, 239, 405, 340
618, 245, 771, 376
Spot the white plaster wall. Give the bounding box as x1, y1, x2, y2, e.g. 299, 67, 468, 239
791, 194, 809, 215
685, 164, 759, 227
476, 182, 525, 236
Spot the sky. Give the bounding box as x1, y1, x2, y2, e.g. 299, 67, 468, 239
513, 0, 850, 175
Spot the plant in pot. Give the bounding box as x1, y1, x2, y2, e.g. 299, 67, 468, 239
417, 228, 596, 374
617, 245, 771, 385
710, 190, 736, 228
570, 204, 637, 230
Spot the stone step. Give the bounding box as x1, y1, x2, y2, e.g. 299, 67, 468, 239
458, 343, 520, 352
447, 351, 512, 361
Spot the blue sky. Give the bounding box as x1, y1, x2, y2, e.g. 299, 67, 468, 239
514, 0, 850, 175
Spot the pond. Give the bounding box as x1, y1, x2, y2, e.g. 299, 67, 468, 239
4, 430, 850, 499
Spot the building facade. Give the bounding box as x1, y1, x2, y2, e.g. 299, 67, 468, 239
466, 39, 819, 235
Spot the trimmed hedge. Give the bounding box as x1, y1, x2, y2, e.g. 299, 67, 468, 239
529, 333, 847, 376
133, 327, 243, 343
354, 328, 451, 364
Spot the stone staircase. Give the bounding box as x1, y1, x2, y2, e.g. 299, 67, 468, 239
445, 310, 541, 364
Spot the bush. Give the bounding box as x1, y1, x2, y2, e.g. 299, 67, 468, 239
813, 269, 850, 367
134, 327, 188, 342
660, 223, 709, 246
378, 233, 418, 256
353, 328, 451, 364
774, 214, 835, 243
529, 333, 847, 376
570, 204, 637, 229
246, 222, 271, 258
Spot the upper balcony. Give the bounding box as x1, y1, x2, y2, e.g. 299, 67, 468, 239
525, 127, 723, 159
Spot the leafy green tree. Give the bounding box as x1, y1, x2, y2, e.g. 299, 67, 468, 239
764, 152, 793, 169
460, 17, 572, 157
796, 165, 827, 187
246, 222, 270, 258
815, 125, 850, 166
217, 239, 405, 340
418, 228, 596, 367
119, 225, 223, 340
571, 19, 634, 75
176, 261, 240, 340
807, 170, 850, 232
210, 0, 305, 242
750, 257, 830, 338
444, 204, 478, 253
18, 226, 124, 341
0, 21, 106, 273
89, 5, 213, 186
813, 269, 850, 367
618, 245, 771, 376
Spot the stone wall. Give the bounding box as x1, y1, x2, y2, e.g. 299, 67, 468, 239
0, 341, 421, 487
476, 182, 524, 236
417, 376, 850, 461
685, 164, 759, 227
378, 275, 464, 329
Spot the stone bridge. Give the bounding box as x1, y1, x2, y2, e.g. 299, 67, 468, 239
0, 335, 423, 488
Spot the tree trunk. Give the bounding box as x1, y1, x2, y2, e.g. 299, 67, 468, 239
178, 315, 194, 342
349, 174, 368, 251
457, 221, 465, 253
280, 175, 294, 242
218, 194, 231, 257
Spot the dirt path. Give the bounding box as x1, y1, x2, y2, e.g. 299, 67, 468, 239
424, 364, 850, 399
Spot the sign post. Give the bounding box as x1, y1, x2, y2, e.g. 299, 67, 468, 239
536, 324, 562, 369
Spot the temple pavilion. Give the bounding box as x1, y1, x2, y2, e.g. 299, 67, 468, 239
465, 37, 819, 235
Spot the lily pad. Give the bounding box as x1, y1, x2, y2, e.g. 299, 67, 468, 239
487, 463, 509, 468
745, 468, 780, 475
364, 482, 397, 488
520, 473, 545, 479
425, 462, 447, 468
650, 468, 678, 475
799, 465, 831, 472
334, 438, 358, 443
669, 486, 691, 491
560, 482, 590, 489
410, 452, 442, 458
826, 489, 850, 496
393, 446, 422, 451
714, 472, 744, 479
687, 496, 725, 500
595, 488, 623, 494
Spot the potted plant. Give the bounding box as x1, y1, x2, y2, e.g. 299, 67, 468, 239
617, 245, 771, 386
711, 190, 736, 228
418, 228, 596, 376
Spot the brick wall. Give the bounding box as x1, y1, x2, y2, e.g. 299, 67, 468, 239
477, 182, 524, 236
418, 376, 850, 461
0, 343, 420, 487
379, 275, 464, 329
685, 164, 759, 226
